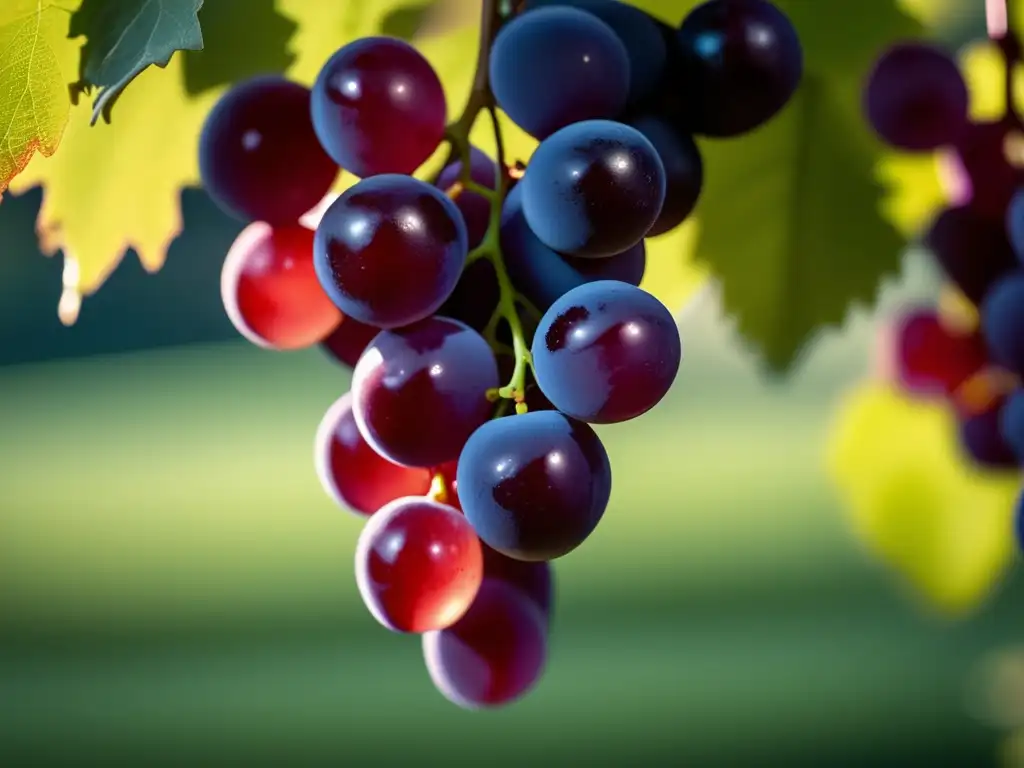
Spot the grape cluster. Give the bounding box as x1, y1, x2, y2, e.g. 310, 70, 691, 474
864, 38, 1024, 545
199, 0, 803, 709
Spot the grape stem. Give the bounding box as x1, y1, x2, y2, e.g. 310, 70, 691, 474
434, 0, 534, 414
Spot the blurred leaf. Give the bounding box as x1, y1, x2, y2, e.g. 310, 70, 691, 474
68, 0, 204, 124
876, 153, 947, 238
380, 2, 433, 40
183, 0, 296, 95
827, 381, 1018, 616
0, 0, 83, 197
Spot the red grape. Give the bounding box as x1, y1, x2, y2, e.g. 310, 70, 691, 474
320, 316, 381, 368
221, 223, 342, 350
531, 280, 682, 424
423, 579, 548, 709
352, 317, 500, 467
863, 43, 968, 152
924, 205, 1019, 305
199, 76, 338, 225
356, 497, 483, 633
434, 147, 498, 249
314, 393, 433, 516
893, 309, 989, 396
311, 37, 447, 178
457, 410, 612, 561
314, 175, 468, 329
481, 544, 553, 618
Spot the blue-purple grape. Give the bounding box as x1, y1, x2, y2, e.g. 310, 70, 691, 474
925, 206, 1018, 305
958, 403, 1020, 470
1006, 188, 1024, 264
625, 115, 703, 236
434, 147, 498, 250
999, 388, 1024, 463
981, 271, 1024, 376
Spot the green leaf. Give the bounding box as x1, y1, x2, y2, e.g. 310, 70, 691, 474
68, 0, 205, 124
182, 0, 296, 95
380, 2, 433, 40
692, 0, 925, 372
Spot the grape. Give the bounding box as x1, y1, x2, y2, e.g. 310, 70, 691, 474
1007, 188, 1024, 263
625, 115, 704, 236
481, 544, 554, 618
434, 147, 497, 250
314, 175, 468, 329
436, 259, 501, 335
320, 316, 381, 368
311, 37, 447, 178
999, 389, 1024, 462
522, 120, 666, 258
423, 579, 548, 709
198, 76, 339, 225
352, 317, 500, 468
314, 393, 432, 516
958, 404, 1020, 470
457, 410, 612, 561
531, 280, 682, 424
863, 43, 969, 152
892, 308, 988, 396
1016, 491, 1024, 553
675, 0, 803, 138
221, 222, 341, 350
355, 497, 483, 633
500, 184, 646, 313
946, 120, 1024, 218
981, 271, 1024, 375
521, 0, 667, 107
489, 7, 630, 140
924, 206, 1018, 305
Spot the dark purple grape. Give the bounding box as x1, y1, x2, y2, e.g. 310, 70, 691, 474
352, 317, 499, 467
314, 174, 468, 328
481, 543, 553, 618
423, 579, 548, 709
1006, 188, 1024, 263
958, 402, 1020, 470
320, 315, 381, 368
981, 271, 1024, 376
436, 259, 501, 335
947, 119, 1024, 218
457, 410, 612, 561
625, 115, 703, 236
924, 206, 1018, 305
531, 280, 681, 424
311, 37, 447, 177
522, 120, 666, 258
500, 184, 646, 313
434, 147, 498, 249
1015, 491, 1024, 553
490, 7, 630, 140
199, 76, 338, 225
999, 388, 1024, 462
675, 0, 803, 137
863, 43, 969, 151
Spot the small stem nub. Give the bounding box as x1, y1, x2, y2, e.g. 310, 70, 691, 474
428, 472, 450, 505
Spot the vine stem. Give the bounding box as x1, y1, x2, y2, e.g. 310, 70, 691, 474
435, 0, 534, 411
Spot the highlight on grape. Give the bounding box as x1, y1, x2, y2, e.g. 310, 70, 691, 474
198, 0, 803, 709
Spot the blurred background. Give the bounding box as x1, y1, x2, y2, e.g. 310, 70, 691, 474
3, 1, 1023, 766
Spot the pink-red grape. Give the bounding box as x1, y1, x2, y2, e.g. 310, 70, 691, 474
893, 308, 989, 396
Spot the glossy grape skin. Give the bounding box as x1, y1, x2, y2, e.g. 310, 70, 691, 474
355, 497, 483, 633
946, 120, 1024, 218
981, 271, 1024, 376
522, 120, 666, 258
423, 579, 547, 709
352, 317, 500, 467
676, 0, 802, 137
311, 37, 446, 178
314, 393, 432, 516
489, 7, 630, 140
199, 76, 338, 225
893, 309, 989, 396
863, 43, 968, 152
1007, 189, 1024, 263
221, 223, 342, 350
958, 404, 1020, 470
532, 280, 681, 424
457, 410, 612, 561
522, 0, 667, 107
320, 316, 381, 368
481, 544, 554, 618
1000, 389, 1024, 462
626, 115, 704, 236
924, 206, 1018, 305
314, 175, 468, 328
436, 259, 501, 335
501, 184, 646, 313
435, 147, 497, 249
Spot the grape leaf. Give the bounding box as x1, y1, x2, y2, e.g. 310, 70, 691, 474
68, 0, 205, 124
0, 0, 83, 196
827, 381, 1018, 616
